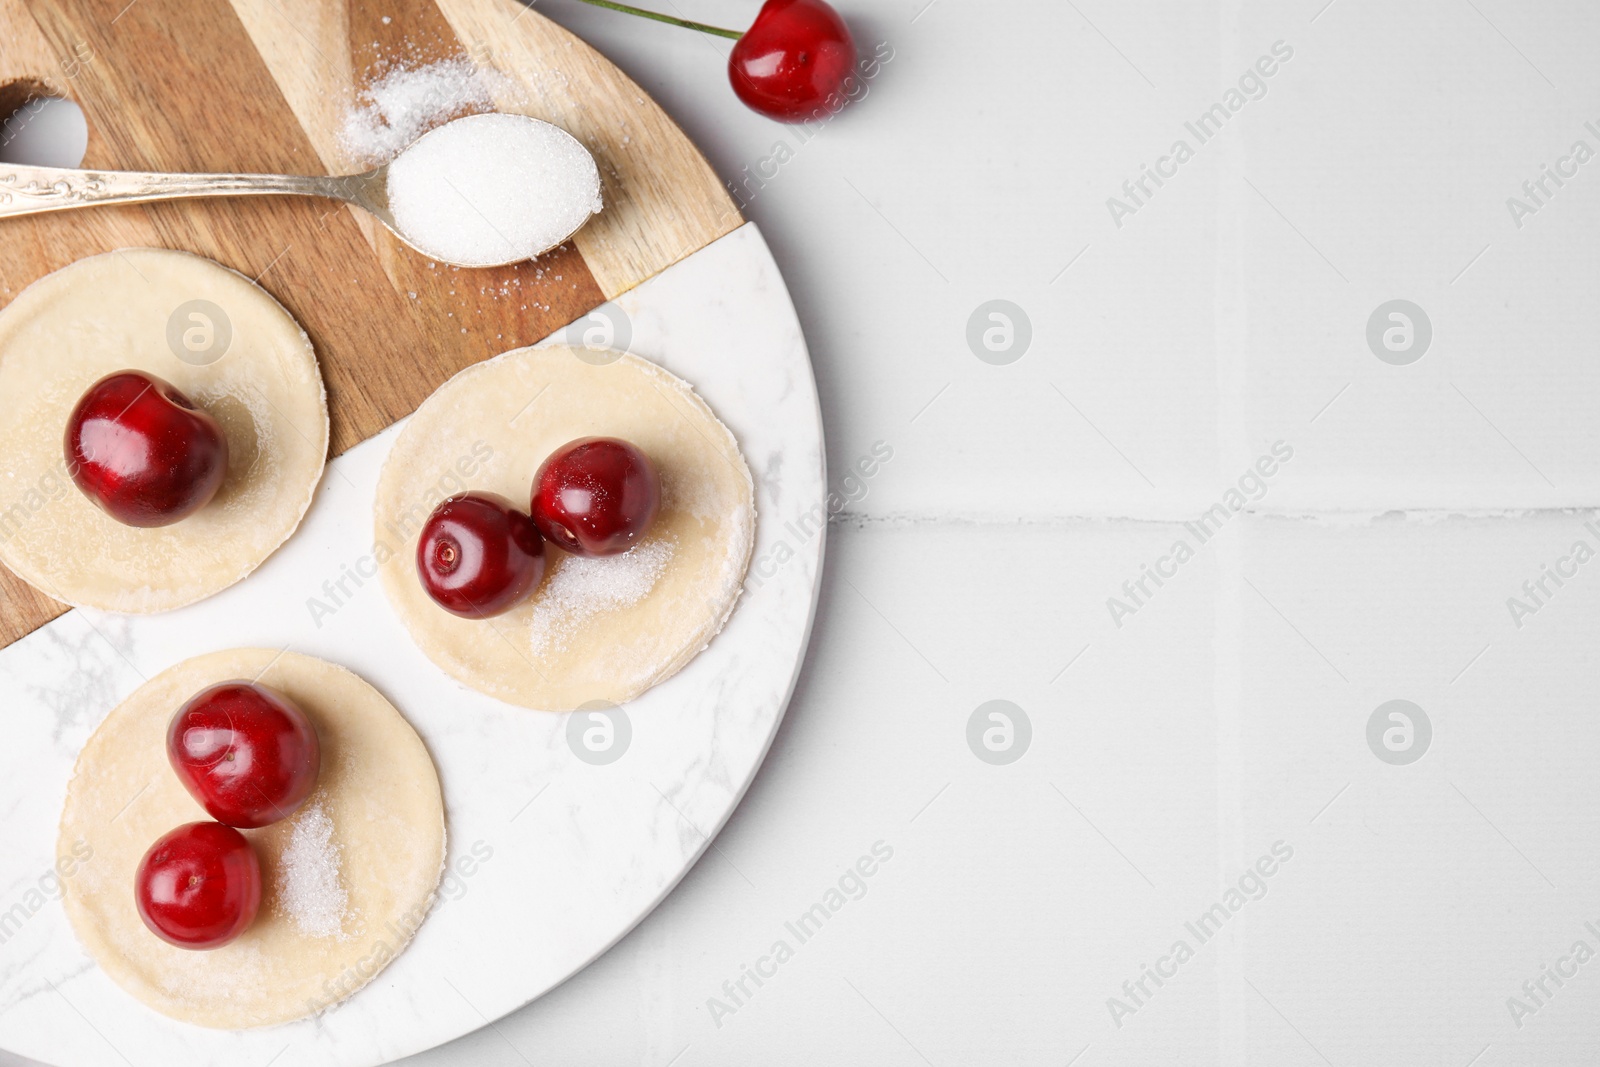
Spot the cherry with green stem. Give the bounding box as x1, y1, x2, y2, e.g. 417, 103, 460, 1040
571, 0, 859, 123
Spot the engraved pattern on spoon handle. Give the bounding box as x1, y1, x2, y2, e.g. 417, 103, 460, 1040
0, 165, 353, 218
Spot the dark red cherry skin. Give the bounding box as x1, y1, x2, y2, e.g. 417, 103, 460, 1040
168, 682, 320, 829
729, 0, 858, 123
135, 822, 261, 950
64, 370, 228, 528
531, 437, 661, 557
417, 492, 546, 618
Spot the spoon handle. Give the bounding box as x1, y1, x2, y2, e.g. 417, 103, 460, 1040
0, 164, 354, 219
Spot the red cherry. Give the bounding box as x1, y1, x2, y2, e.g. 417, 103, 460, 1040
168, 682, 320, 829
135, 822, 261, 949
417, 492, 546, 618
64, 370, 228, 528
729, 0, 858, 122
531, 437, 661, 557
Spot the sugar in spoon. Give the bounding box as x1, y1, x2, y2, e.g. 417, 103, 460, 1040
0, 113, 603, 269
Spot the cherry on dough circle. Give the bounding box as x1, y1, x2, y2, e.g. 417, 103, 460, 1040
0, 248, 328, 612
374, 345, 756, 711
58, 648, 445, 1029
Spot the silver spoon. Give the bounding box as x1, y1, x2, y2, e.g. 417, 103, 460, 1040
0, 114, 600, 269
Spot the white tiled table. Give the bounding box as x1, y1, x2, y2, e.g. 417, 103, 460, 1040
9, 0, 1600, 1063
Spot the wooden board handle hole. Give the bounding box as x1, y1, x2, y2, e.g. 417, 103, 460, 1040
0, 80, 88, 167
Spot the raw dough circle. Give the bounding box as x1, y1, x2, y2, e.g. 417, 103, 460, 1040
374, 345, 755, 711
58, 649, 445, 1029
0, 248, 328, 612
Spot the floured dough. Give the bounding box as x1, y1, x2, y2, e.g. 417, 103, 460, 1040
58, 649, 445, 1029
374, 346, 755, 711
0, 249, 328, 612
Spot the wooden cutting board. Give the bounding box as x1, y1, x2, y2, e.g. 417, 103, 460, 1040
0, 0, 742, 648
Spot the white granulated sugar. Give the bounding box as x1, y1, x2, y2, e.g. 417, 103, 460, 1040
386, 112, 603, 267
530, 537, 674, 657
275, 801, 349, 940
340, 58, 523, 166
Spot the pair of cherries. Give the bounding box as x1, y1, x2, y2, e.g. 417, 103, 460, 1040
417, 436, 661, 619
65, 370, 229, 528
135, 682, 321, 950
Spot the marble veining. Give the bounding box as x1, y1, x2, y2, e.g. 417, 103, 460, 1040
0, 223, 823, 1067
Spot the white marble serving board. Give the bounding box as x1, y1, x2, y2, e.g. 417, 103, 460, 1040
0, 222, 823, 1067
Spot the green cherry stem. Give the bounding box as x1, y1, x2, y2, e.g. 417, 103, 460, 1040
571, 0, 743, 39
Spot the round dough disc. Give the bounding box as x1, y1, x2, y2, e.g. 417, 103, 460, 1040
0, 248, 328, 612
374, 346, 755, 711
58, 649, 445, 1029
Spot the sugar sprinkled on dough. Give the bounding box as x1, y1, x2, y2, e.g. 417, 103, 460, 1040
386, 113, 602, 267
274, 802, 349, 940
530, 538, 674, 657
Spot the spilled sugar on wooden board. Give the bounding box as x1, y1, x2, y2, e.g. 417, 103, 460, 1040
0, 0, 742, 647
